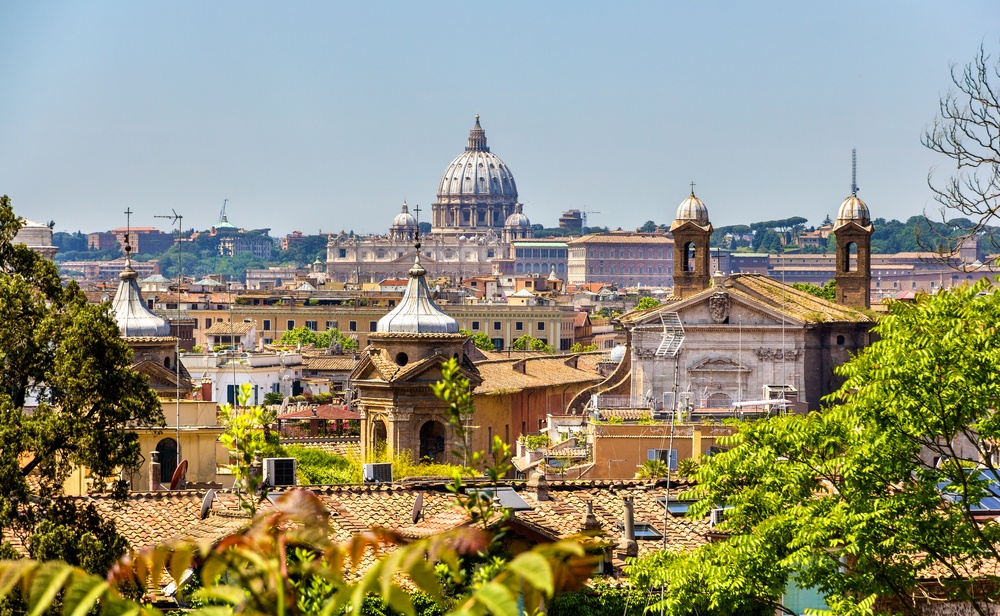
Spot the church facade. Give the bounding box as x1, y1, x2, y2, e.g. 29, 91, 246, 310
619, 189, 876, 413
326, 117, 532, 285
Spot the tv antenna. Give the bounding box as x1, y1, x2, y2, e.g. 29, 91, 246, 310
154, 208, 184, 459
851, 149, 859, 195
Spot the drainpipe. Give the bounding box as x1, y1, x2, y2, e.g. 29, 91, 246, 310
616, 496, 638, 558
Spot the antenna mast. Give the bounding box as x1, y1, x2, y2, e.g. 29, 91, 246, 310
851, 149, 859, 195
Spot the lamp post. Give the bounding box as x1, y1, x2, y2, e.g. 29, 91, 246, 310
155, 210, 183, 460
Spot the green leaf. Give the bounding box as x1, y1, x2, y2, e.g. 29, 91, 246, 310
472, 581, 519, 616
507, 552, 553, 596
194, 585, 248, 605
63, 575, 109, 616
28, 562, 74, 616
0, 560, 38, 599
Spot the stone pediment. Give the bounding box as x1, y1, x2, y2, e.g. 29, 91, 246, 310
351, 350, 481, 387
689, 357, 750, 373
631, 292, 803, 329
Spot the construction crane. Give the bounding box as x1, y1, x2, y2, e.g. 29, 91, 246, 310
582, 210, 601, 229
219, 198, 229, 224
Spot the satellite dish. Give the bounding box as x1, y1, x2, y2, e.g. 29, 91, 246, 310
169, 459, 189, 490
200, 489, 216, 520
411, 492, 424, 524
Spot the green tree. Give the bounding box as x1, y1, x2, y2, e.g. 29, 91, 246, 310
636, 296, 661, 311
459, 329, 495, 351
629, 280, 1000, 615
279, 326, 357, 351
512, 334, 554, 354
569, 342, 598, 353
639, 220, 658, 233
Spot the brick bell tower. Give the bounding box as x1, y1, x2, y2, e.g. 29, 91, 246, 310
833, 153, 873, 308
670, 185, 713, 298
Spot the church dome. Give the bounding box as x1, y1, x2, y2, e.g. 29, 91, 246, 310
836, 193, 870, 227
391, 202, 417, 229
675, 190, 709, 226
437, 116, 518, 201
111, 242, 170, 338
609, 344, 626, 363
504, 203, 530, 228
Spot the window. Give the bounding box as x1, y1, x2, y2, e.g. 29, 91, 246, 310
614, 521, 662, 539
349, 321, 357, 332
560, 339, 571, 351
493, 321, 502, 331
537, 321, 545, 331
488, 427, 493, 453
369, 321, 378, 332
338, 248, 346, 258
647, 449, 678, 470
656, 496, 694, 516
263, 319, 271, 331
492, 338, 504, 351
472, 321, 480, 331
515, 321, 523, 331
205, 318, 212, 329
326, 320, 338, 330
305, 320, 317, 331
285, 320, 294, 331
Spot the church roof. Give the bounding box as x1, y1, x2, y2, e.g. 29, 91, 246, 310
437, 116, 518, 201
619, 273, 872, 325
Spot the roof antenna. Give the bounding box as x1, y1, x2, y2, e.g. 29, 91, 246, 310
851, 149, 859, 195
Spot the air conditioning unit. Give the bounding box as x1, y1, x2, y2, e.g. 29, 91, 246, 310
263, 457, 297, 487
363, 462, 393, 483
709, 507, 726, 528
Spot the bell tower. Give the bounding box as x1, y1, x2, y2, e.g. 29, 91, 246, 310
670, 185, 713, 298
833, 152, 873, 308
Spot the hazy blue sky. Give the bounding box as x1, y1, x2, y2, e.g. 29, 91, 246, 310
2, 1, 998, 236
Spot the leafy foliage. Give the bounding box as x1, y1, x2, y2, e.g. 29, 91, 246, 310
512, 334, 554, 354
459, 329, 495, 351
636, 296, 661, 311
219, 383, 280, 514
569, 342, 598, 353
630, 279, 1000, 615
791, 279, 836, 301
278, 326, 358, 351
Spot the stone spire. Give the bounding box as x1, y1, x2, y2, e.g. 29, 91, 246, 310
466, 115, 489, 152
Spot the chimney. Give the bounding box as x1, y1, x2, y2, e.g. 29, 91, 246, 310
527, 470, 549, 501
200, 378, 213, 402
149, 451, 161, 492
616, 496, 638, 558
581, 499, 601, 532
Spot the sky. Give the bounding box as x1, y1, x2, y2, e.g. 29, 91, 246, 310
1, 1, 999, 237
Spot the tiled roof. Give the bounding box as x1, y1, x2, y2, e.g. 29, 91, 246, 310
567, 233, 673, 246
279, 405, 360, 421
620, 273, 871, 325
474, 356, 603, 395
303, 356, 360, 371
204, 321, 255, 335
85, 491, 234, 551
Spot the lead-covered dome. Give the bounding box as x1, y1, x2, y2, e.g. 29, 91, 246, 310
836, 193, 871, 227
437, 116, 518, 200
504, 203, 530, 228
391, 202, 417, 229
377, 249, 459, 334
111, 243, 171, 338
675, 191, 710, 226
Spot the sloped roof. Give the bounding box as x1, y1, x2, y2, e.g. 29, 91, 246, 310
474, 356, 603, 395
205, 321, 255, 335
619, 273, 871, 325
278, 405, 359, 421
303, 356, 360, 371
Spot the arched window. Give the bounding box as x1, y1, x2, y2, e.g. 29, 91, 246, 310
155, 438, 178, 483
419, 420, 447, 462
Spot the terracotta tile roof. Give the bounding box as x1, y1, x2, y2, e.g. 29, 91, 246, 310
566, 233, 673, 246
85, 491, 220, 550
204, 321, 255, 335
474, 356, 603, 395
620, 274, 871, 325
303, 356, 360, 371
279, 405, 360, 421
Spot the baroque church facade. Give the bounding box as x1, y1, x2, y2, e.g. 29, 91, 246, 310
326, 117, 532, 285
618, 188, 875, 413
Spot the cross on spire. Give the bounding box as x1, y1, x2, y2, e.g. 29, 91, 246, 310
123, 207, 133, 258
690, 181, 696, 196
